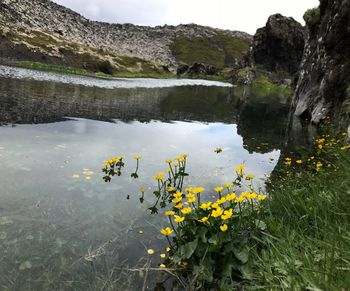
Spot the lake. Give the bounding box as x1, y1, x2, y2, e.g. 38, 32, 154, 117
0, 65, 290, 290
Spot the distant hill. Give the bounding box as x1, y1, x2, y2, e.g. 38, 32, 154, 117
0, 0, 252, 77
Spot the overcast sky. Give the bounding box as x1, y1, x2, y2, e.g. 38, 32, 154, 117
52, 0, 319, 35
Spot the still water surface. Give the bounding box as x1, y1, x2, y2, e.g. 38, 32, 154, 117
0, 66, 290, 290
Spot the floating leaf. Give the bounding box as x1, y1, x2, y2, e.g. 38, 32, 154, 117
56, 238, 66, 248
19, 261, 32, 270
0, 217, 13, 225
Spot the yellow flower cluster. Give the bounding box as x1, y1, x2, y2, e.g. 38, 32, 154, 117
160, 180, 267, 236
103, 155, 125, 167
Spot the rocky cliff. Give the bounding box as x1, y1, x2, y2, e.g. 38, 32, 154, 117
0, 0, 251, 75
292, 0, 350, 123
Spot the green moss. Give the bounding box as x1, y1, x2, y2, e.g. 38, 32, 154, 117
170, 34, 251, 69
251, 75, 291, 97
303, 7, 321, 27
16, 61, 89, 75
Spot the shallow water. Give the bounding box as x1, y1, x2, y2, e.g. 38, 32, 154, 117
0, 66, 290, 290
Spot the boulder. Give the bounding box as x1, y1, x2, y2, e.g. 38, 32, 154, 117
251, 14, 305, 75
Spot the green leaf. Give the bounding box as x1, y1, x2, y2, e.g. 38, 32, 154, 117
208, 234, 218, 245
197, 227, 208, 243
233, 247, 249, 264
180, 238, 198, 259
255, 220, 267, 230
193, 257, 214, 282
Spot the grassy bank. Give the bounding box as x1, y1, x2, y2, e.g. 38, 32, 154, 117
15, 61, 175, 79
252, 130, 350, 290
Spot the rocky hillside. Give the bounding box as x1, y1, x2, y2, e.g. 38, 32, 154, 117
292, 0, 350, 123
0, 0, 251, 76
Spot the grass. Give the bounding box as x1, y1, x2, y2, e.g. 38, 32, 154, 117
251, 75, 292, 97
251, 129, 350, 290
170, 34, 251, 69
16, 61, 91, 76
15, 60, 175, 79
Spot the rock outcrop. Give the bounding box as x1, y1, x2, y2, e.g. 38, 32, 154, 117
292, 0, 350, 123
250, 14, 305, 75
0, 0, 251, 75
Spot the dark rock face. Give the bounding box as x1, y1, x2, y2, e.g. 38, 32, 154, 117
292, 0, 350, 123
251, 14, 305, 75
177, 63, 218, 76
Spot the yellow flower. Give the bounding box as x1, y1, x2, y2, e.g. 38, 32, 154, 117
173, 163, 179, 167
221, 208, 233, 220
245, 174, 254, 180
226, 192, 236, 201
165, 211, 175, 216
199, 202, 212, 210
234, 165, 245, 175
296, 160, 303, 164
133, 155, 141, 160
166, 159, 173, 164
181, 207, 192, 215
285, 161, 292, 166
186, 193, 196, 203
246, 192, 257, 200
224, 182, 233, 189
257, 195, 267, 201
316, 161, 323, 171
216, 197, 226, 205
211, 202, 219, 209
318, 144, 323, 150
140, 187, 146, 193
174, 203, 183, 209
235, 196, 245, 204
214, 186, 224, 193
198, 217, 210, 224
159, 264, 166, 268
166, 247, 171, 252
192, 187, 204, 194
173, 191, 183, 198
185, 187, 193, 193
154, 172, 164, 180
285, 157, 292, 161
220, 224, 228, 232
172, 196, 182, 204
211, 207, 223, 218
147, 249, 155, 255
174, 215, 185, 223
167, 186, 176, 192
160, 227, 173, 236
160, 253, 166, 258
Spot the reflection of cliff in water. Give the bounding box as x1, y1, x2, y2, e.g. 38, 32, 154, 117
0, 77, 291, 153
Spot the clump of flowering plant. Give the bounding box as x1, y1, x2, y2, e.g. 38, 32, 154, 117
156, 158, 267, 283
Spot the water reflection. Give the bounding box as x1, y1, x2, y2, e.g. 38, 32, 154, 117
0, 76, 290, 153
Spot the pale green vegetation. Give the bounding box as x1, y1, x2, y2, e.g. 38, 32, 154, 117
170, 34, 251, 69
